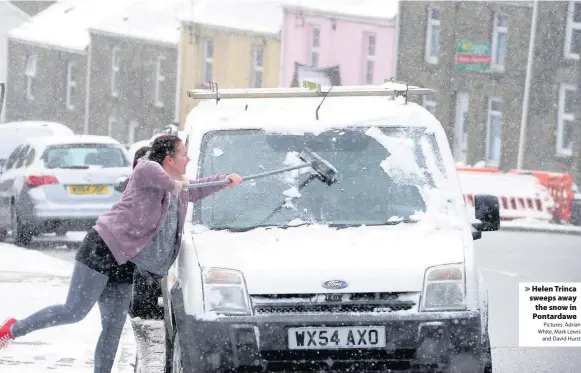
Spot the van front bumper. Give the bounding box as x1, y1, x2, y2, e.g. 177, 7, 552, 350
175, 309, 487, 373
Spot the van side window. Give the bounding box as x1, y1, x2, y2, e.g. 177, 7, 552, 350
5, 145, 23, 170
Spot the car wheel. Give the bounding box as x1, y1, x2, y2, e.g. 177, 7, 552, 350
11, 206, 32, 246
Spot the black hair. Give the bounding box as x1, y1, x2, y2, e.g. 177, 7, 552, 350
149, 135, 182, 165
133, 146, 151, 169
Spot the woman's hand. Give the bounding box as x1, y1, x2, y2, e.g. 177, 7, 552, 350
174, 179, 189, 194
226, 174, 243, 188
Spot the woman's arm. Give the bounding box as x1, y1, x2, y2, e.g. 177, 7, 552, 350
186, 174, 231, 203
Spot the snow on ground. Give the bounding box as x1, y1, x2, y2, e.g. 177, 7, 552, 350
501, 218, 581, 235
0, 243, 135, 372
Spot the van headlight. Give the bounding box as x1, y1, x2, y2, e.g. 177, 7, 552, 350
202, 267, 252, 316
420, 264, 466, 311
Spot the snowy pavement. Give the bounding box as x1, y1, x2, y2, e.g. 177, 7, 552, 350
0, 243, 136, 373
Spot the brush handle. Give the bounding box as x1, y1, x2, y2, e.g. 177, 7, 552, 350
182, 163, 311, 189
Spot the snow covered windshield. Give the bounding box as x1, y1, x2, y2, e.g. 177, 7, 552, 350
192, 126, 451, 231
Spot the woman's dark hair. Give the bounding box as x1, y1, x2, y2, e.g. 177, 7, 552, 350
133, 146, 151, 169
149, 135, 182, 165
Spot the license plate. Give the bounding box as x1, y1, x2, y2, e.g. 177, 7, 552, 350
288, 326, 386, 350
68, 185, 109, 195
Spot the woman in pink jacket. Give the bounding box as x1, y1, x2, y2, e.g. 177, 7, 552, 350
0, 134, 243, 373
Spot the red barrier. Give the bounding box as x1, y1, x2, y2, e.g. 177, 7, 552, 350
508, 169, 573, 222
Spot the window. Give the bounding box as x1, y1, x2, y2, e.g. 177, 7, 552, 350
203, 39, 213, 84
423, 96, 437, 116
557, 84, 576, 156
66, 61, 76, 111
42, 144, 130, 169
364, 33, 376, 84
311, 26, 320, 67
565, 0, 581, 59
491, 12, 508, 69
251, 46, 264, 88
25, 54, 36, 101
486, 98, 503, 166
155, 55, 165, 107
425, 7, 440, 64
111, 47, 120, 97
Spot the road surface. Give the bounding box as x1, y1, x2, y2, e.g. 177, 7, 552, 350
8, 229, 581, 372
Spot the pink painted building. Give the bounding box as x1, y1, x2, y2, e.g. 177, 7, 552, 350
280, 1, 398, 87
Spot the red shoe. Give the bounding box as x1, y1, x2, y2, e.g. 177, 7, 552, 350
0, 318, 16, 349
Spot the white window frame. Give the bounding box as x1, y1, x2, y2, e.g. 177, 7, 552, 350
155, 55, 165, 107
422, 96, 437, 116
251, 46, 264, 88
556, 83, 576, 157
111, 46, 120, 97
485, 98, 503, 167
491, 12, 508, 70
425, 7, 440, 64
365, 33, 376, 84
311, 26, 320, 67
25, 54, 37, 101
107, 115, 116, 137
66, 61, 76, 111
565, 0, 581, 59
203, 39, 213, 84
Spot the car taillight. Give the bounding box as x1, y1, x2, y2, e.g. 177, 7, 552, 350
25, 175, 59, 187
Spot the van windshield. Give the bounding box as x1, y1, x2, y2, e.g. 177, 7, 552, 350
192, 126, 452, 231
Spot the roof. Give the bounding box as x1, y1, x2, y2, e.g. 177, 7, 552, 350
0, 121, 74, 134
27, 135, 124, 147
90, 0, 183, 46
184, 94, 441, 137
179, 0, 285, 36
285, 0, 398, 24
8, 0, 135, 52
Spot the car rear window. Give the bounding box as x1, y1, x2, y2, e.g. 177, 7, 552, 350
42, 144, 130, 169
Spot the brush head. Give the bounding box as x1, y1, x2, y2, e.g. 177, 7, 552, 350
298, 148, 338, 185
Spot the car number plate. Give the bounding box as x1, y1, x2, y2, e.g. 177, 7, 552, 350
287, 326, 386, 349
68, 185, 109, 195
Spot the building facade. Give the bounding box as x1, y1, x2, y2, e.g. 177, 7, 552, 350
178, 0, 282, 123
87, 0, 181, 143
281, 2, 397, 87
397, 1, 581, 181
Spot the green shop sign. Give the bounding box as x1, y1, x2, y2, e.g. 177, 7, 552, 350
456, 41, 492, 72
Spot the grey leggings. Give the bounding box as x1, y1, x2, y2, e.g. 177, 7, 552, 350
11, 260, 132, 373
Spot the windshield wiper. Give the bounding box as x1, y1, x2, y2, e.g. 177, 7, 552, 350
329, 219, 419, 229
210, 222, 311, 232
55, 165, 90, 169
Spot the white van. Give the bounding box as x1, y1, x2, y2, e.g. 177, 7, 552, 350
162, 83, 500, 373
0, 121, 74, 173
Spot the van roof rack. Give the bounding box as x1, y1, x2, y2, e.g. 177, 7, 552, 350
187, 79, 432, 101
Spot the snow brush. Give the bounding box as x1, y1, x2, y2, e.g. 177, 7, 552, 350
182, 148, 338, 189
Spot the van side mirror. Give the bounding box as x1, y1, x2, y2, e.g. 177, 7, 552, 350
472, 194, 500, 240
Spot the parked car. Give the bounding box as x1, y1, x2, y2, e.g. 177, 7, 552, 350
0, 135, 131, 245
0, 121, 74, 175
156, 83, 499, 373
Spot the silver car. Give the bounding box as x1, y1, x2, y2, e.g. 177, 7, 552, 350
0, 135, 132, 245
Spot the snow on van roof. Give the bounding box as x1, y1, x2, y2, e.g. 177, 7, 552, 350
185, 95, 441, 136
27, 135, 123, 147
178, 0, 285, 36
285, 0, 398, 23
8, 0, 135, 51
90, 0, 183, 45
